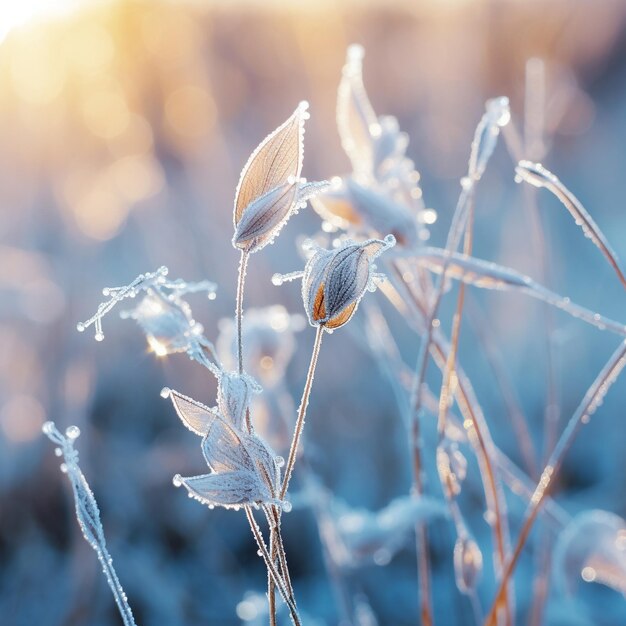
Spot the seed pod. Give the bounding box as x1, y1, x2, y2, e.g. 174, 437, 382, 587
302, 236, 395, 330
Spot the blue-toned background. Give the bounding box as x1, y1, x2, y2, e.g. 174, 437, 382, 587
2, 1, 626, 624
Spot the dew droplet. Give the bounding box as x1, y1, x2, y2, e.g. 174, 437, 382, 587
160, 387, 171, 399
282, 500, 292, 513
55, 447, 63, 457
275, 456, 285, 468
76, 322, 85, 333
95, 332, 104, 342
66, 425, 81, 440
172, 474, 183, 487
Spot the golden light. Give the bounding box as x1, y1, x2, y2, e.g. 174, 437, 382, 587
0, 0, 88, 43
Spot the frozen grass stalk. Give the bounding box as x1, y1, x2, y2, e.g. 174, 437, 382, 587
42, 422, 137, 626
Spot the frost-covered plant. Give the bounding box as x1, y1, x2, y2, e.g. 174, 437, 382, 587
42, 43, 626, 626
50, 98, 396, 626
42, 422, 136, 626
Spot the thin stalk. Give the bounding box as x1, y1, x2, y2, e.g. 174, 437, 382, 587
236, 250, 249, 375
484, 340, 626, 626
245, 506, 301, 626
437, 204, 514, 626
391, 261, 433, 626
280, 325, 324, 500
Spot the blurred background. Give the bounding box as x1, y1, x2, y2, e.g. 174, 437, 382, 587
2, 0, 626, 624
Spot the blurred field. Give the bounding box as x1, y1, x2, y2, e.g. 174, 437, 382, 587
2, 1, 626, 625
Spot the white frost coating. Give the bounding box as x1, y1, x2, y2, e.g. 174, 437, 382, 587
453, 534, 483, 595
77, 267, 220, 373
42, 422, 137, 626
326, 45, 428, 246
325, 492, 446, 567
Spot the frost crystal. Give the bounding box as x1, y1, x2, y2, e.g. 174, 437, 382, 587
42, 422, 137, 626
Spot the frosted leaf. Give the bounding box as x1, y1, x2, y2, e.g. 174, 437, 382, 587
233, 103, 319, 254
372, 115, 407, 174
42, 422, 136, 626
217, 371, 256, 430
168, 389, 219, 437
410, 247, 626, 336
454, 535, 483, 594
554, 510, 626, 596
337, 44, 377, 177
468, 96, 510, 181
516, 161, 626, 290
168, 390, 283, 509
436, 439, 468, 499
175, 471, 270, 508
233, 179, 330, 254
296, 236, 395, 330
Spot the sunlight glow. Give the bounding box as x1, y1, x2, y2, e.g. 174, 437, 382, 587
0, 0, 88, 43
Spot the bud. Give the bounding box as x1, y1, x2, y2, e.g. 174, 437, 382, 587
302, 236, 395, 330
232, 103, 328, 253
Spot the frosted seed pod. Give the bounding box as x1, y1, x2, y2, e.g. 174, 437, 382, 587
301, 236, 395, 331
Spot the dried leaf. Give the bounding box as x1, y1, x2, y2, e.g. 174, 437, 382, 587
337, 44, 377, 177
234, 103, 307, 227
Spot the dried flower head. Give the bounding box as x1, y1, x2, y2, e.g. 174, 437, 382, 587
232, 102, 329, 254
311, 45, 430, 247
165, 389, 285, 510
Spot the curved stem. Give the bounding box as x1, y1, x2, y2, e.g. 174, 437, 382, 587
280, 325, 324, 500
483, 340, 626, 626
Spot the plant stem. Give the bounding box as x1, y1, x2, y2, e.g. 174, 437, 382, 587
280, 325, 324, 500
236, 250, 249, 375
245, 506, 301, 626
390, 261, 511, 625
483, 340, 626, 626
